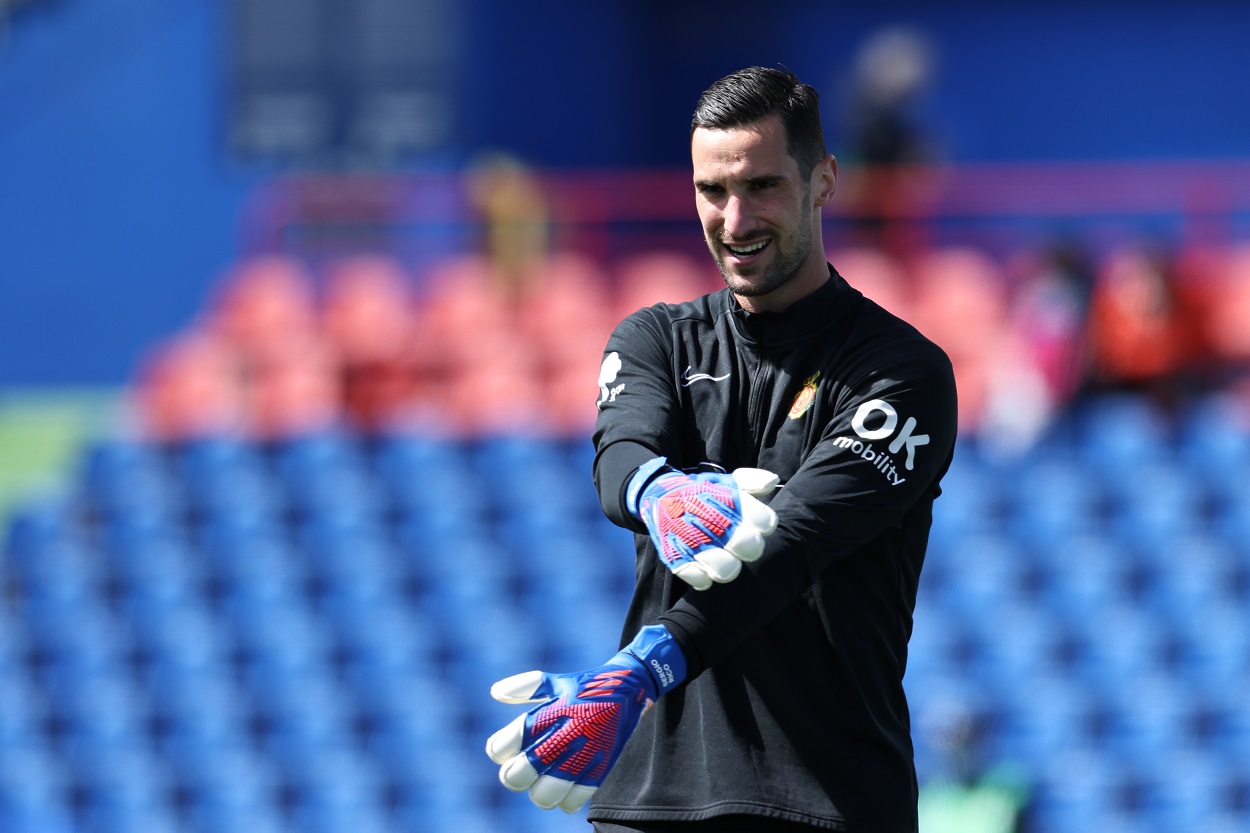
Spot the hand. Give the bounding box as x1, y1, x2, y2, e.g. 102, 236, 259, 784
485, 625, 686, 813
626, 457, 780, 590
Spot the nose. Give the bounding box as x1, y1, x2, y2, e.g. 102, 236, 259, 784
721, 194, 755, 239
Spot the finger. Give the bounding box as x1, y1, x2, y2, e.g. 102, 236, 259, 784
560, 784, 597, 813
499, 753, 540, 792
486, 714, 526, 763
491, 670, 548, 704
723, 524, 765, 562
693, 547, 743, 583
529, 774, 575, 810
738, 493, 778, 535
673, 562, 713, 591
732, 467, 781, 496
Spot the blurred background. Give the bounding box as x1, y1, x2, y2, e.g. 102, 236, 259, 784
2, 0, 1250, 831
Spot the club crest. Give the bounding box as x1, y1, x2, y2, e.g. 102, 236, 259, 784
788, 372, 820, 420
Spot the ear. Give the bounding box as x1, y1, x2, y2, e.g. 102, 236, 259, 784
813, 154, 838, 207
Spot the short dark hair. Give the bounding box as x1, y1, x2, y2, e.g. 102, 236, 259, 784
691, 66, 827, 176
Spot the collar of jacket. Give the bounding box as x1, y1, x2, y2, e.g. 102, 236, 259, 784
726, 264, 856, 347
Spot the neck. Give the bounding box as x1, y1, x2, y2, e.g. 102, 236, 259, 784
734, 260, 830, 314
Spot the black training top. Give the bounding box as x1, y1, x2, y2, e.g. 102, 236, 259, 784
588, 267, 958, 832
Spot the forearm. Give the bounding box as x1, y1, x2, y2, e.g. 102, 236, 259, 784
593, 439, 663, 533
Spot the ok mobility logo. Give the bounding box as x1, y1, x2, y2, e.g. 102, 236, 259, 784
832, 399, 929, 486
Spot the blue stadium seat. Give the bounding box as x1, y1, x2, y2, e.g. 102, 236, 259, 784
1171, 600, 1250, 695
79, 438, 176, 517
108, 534, 208, 618
170, 433, 271, 517
1003, 457, 1104, 547
395, 787, 500, 833
298, 517, 405, 594
149, 663, 252, 753
375, 436, 492, 523
396, 513, 505, 589
332, 600, 443, 683
208, 517, 304, 581
188, 803, 289, 833
1105, 461, 1208, 554
1138, 533, 1245, 618
1176, 393, 1250, 504
536, 595, 628, 669
1033, 532, 1138, 623
1099, 673, 1201, 760
387, 735, 497, 825
9, 538, 105, 605
177, 745, 284, 827
2, 495, 79, 564
232, 603, 335, 678
1130, 747, 1246, 830
1073, 394, 1173, 472
962, 603, 1073, 697
1028, 748, 1135, 833
247, 665, 357, 763
926, 443, 1004, 548
215, 537, 312, 615
71, 745, 176, 833
0, 744, 72, 833
930, 531, 1034, 618
985, 676, 1103, 765
286, 748, 391, 833
1068, 602, 1173, 692
129, 603, 233, 678
0, 674, 47, 751
27, 601, 132, 683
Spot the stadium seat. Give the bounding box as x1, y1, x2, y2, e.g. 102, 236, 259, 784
1028, 748, 1135, 833
1169, 599, 1250, 692
612, 250, 720, 323
986, 677, 1104, 765
1002, 456, 1104, 548
129, 599, 233, 681
286, 747, 392, 833
1068, 602, 1175, 693
148, 670, 251, 765
1072, 394, 1173, 473
1098, 673, 1203, 760
1033, 532, 1139, 622
176, 745, 285, 829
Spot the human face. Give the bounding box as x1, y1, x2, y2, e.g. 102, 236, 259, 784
692, 115, 836, 313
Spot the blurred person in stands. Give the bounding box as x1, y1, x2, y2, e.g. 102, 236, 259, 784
466, 152, 552, 302
1081, 243, 1205, 412
487, 66, 958, 833
1009, 238, 1096, 411
838, 27, 941, 255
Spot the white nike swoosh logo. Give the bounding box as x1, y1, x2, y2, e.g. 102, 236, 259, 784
682, 366, 731, 387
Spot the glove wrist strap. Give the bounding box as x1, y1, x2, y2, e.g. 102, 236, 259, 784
622, 624, 687, 695
625, 456, 672, 519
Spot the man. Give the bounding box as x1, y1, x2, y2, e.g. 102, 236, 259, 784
488, 66, 958, 833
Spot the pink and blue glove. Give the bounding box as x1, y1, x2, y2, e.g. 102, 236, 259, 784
626, 457, 781, 590
486, 624, 686, 813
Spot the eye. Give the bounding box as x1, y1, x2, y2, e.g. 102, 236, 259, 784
695, 183, 725, 197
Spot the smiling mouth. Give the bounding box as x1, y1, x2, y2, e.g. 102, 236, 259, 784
725, 240, 769, 258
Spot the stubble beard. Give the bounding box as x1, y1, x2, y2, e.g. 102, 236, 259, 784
711, 196, 814, 299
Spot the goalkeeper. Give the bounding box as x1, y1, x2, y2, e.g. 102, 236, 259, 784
488, 66, 958, 833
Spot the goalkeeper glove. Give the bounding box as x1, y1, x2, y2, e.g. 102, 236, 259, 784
485, 624, 686, 812
626, 456, 780, 590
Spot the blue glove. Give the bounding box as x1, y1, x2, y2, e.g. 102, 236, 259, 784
485, 625, 686, 813
626, 457, 781, 590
